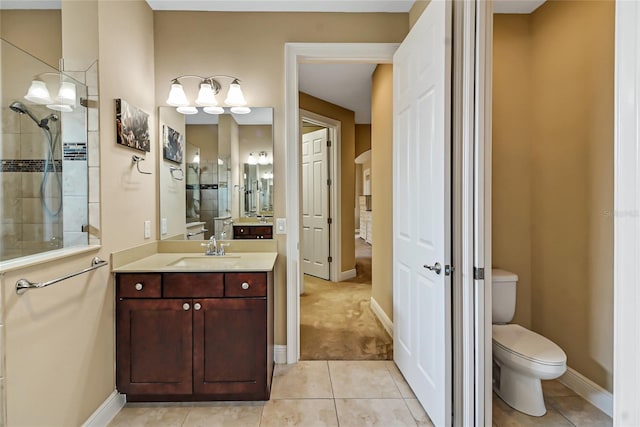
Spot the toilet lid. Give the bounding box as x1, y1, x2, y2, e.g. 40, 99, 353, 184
493, 324, 566, 366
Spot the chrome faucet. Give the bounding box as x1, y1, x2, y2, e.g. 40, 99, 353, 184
202, 236, 218, 256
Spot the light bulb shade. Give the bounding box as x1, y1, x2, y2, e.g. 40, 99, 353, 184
24, 80, 53, 104
247, 153, 257, 165
166, 82, 189, 106
225, 80, 247, 106
56, 81, 76, 106
47, 104, 73, 112
195, 83, 218, 106
193, 153, 200, 163
176, 106, 198, 115
203, 106, 224, 115
230, 106, 251, 115
258, 152, 269, 165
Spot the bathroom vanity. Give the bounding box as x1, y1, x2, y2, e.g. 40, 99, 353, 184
112, 245, 276, 402
233, 224, 273, 239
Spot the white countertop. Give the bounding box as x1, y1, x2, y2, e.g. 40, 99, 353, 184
112, 252, 277, 273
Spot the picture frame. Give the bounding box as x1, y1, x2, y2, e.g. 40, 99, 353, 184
162, 125, 184, 164
115, 98, 150, 152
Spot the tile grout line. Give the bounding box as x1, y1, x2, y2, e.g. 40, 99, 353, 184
326, 361, 341, 427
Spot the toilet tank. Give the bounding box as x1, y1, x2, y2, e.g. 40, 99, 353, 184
492, 269, 518, 324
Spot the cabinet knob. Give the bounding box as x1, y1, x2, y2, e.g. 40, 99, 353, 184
182, 303, 190, 311
135, 283, 143, 291
242, 282, 250, 290
194, 303, 202, 311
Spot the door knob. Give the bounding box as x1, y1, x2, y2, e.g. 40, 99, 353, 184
424, 262, 442, 275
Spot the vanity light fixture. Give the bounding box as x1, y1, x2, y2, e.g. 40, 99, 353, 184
258, 151, 269, 165
24, 72, 78, 112
247, 153, 258, 165
166, 75, 250, 115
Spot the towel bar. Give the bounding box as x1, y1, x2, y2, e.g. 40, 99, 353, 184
16, 257, 108, 295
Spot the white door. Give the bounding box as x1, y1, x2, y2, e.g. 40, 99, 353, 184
393, 1, 452, 426
302, 128, 330, 280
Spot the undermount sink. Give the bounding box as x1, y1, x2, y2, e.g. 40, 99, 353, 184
167, 255, 241, 268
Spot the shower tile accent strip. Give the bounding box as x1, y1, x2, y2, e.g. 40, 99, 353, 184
63, 142, 87, 161
0, 160, 63, 173
185, 184, 219, 190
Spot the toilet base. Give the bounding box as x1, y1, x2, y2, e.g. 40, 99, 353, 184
494, 363, 547, 417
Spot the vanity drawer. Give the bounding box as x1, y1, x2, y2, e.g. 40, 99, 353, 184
117, 273, 162, 298
225, 273, 267, 297
163, 273, 224, 298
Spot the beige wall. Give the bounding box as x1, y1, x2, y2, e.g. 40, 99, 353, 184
355, 124, 372, 157
409, 0, 430, 29
159, 108, 187, 239
492, 0, 614, 391
299, 92, 357, 275
371, 64, 393, 320
154, 12, 408, 343
187, 124, 218, 163
2, 1, 156, 425
0, 9, 61, 68
492, 15, 533, 328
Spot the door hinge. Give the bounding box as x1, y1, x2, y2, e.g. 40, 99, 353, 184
328, 256, 333, 263
327, 140, 332, 147
474, 267, 485, 280
327, 179, 332, 186
327, 218, 332, 224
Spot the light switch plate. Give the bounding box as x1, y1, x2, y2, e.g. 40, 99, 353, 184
276, 218, 286, 234
161, 218, 167, 235
144, 220, 151, 239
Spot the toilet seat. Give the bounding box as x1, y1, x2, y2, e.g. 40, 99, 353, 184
493, 324, 566, 366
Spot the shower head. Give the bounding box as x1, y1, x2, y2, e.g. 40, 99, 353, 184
9, 101, 58, 130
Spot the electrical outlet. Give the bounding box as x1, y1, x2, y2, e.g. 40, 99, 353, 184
276, 218, 287, 234
144, 220, 151, 239
161, 218, 167, 235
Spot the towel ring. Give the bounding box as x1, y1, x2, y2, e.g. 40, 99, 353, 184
169, 166, 184, 181
132, 155, 152, 175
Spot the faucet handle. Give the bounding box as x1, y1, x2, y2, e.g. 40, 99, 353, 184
219, 243, 230, 255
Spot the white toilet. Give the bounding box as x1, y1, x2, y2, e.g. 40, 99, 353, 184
492, 269, 567, 416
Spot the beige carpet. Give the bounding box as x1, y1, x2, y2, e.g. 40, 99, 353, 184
300, 238, 393, 360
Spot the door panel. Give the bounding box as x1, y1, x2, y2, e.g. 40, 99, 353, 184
393, 1, 452, 425
302, 128, 330, 280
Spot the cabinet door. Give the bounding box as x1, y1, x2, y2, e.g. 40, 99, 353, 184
117, 299, 193, 395
193, 298, 267, 397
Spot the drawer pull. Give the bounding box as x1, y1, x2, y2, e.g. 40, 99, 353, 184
183, 303, 190, 311
194, 303, 202, 311
242, 282, 250, 290
135, 283, 143, 291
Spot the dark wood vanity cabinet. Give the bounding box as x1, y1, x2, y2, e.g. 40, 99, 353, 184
116, 271, 273, 401
233, 225, 273, 239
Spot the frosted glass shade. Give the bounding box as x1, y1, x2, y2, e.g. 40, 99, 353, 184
230, 106, 251, 115
176, 106, 198, 115
195, 83, 218, 106
258, 152, 269, 165
47, 104, 73, 112
56, 82, 76, 106
24, 80, 52, 104
225, 80, 247, 106
166, 82, 189, 106
247, 153, 257, 165
203, 106, 224, 115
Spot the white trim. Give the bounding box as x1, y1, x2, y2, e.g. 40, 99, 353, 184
338, 269, 356, 281
285, 43, 398, 364
274, 345, 288, 364
613, 0, 640, 425
300, 109, 342, 282
560, 367, 613, 418
81, 391, 126, 427
370, 297, 393, 338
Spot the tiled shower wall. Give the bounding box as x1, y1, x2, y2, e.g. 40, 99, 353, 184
199, 160, 218, 240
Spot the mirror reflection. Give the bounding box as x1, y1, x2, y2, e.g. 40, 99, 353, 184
159, 107, 273, 240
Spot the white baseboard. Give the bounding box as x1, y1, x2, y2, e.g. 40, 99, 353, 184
339, 269, 357, 281
82, 390, 126, 427
370, 297, 393, 338
559, 366, 612, 417
274, 345, 287, 364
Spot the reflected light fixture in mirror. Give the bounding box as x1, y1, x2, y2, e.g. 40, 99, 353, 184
247, 153, 258, 165
166, 75, 250, 115
24, 72, 78, 112
258, 151, 270, 165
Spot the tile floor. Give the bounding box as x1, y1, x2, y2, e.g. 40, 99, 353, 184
108, 360, 434, 427
108, 360, 612, 427
493, 380, 612, 427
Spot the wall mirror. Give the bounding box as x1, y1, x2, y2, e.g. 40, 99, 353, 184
158, 107, 273, 240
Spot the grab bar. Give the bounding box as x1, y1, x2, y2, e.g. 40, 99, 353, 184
16, 257, 108, 295
187, 229, 208, 239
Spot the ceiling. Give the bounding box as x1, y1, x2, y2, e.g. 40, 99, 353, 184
145, 0, 415, 13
